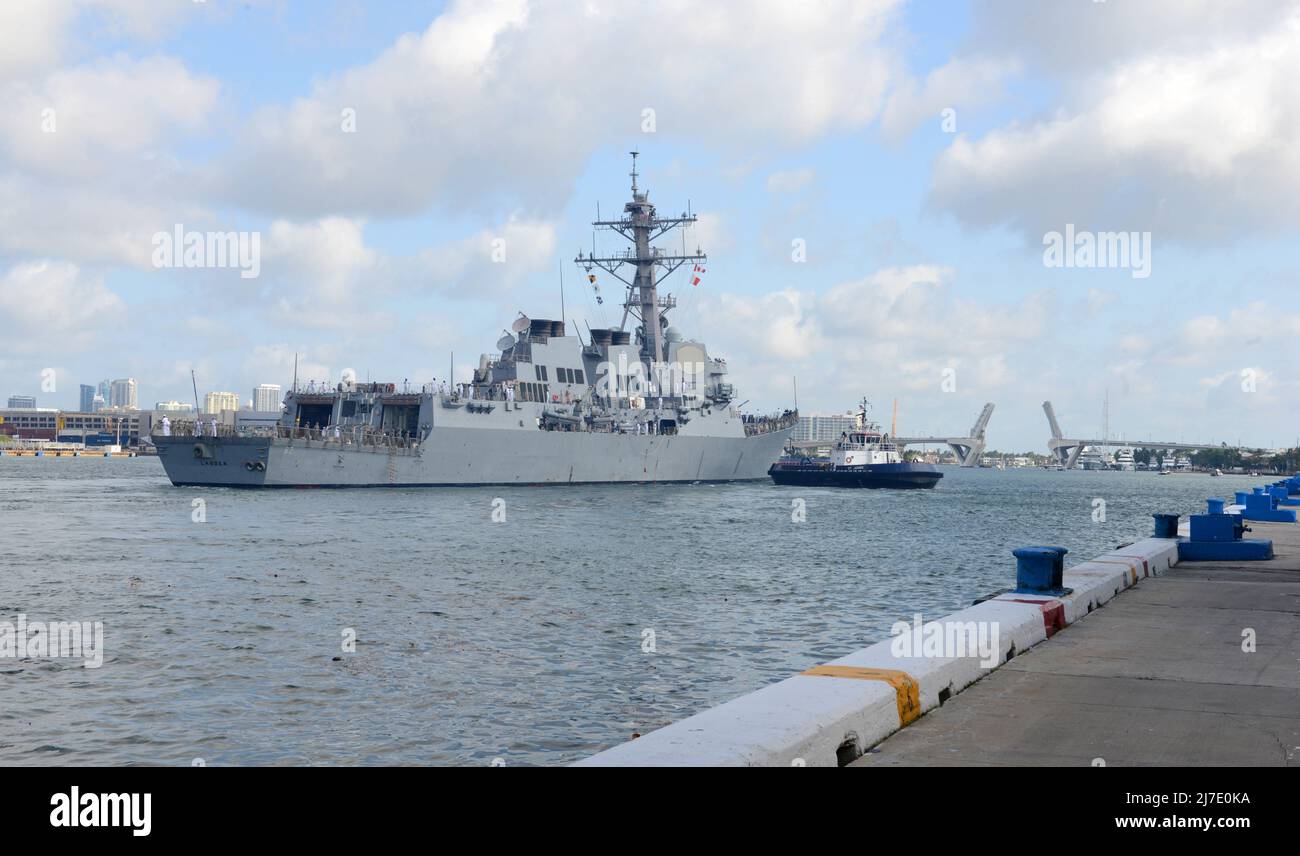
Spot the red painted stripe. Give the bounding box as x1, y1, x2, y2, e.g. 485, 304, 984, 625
1005, 598, 1067, 637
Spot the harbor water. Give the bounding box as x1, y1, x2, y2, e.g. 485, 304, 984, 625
0, 458, 1266, 765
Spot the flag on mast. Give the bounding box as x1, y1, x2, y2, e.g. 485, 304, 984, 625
690, 263, 706, 287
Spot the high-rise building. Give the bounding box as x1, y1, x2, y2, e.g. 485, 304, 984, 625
155, 400, 193, 412
204, 391, 240, 414
109, 378, 138, 410
253, 384, 282, 412
97, 380, 111, 403
6, 395, 36, 409
91, 394, 105, 412
792, 413, 858, 443
79, 384, 95, 412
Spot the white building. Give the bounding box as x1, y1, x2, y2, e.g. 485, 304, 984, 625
253, 384, 282, 412
155, 400, 194, 413
204, 391, 240, 414
109, 378, 138, 409
792, 413, 858, 443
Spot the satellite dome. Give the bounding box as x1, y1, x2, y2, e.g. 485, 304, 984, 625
664, 326, 683, 343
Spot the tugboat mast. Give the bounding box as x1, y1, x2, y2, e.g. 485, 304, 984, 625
576, 152, 706, 368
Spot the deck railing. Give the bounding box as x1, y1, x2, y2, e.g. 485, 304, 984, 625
154, 423, 421, 450
743, 410, 800, 437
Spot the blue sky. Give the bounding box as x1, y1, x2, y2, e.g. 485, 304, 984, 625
3, 0, 1299, 451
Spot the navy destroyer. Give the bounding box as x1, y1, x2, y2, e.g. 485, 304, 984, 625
768, 400, 942, 489
153, 154, 797, 487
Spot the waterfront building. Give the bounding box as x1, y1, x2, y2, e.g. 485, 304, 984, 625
253, 384, 282, 413
155, 400, 194, 412
79, 384, 95, 412
793, 413, 858, 443
59, 411, 144, 446
109, 378, 138, 410
204, 391, 240, 414
6, 395, 36, 409
0, 407, 58, 439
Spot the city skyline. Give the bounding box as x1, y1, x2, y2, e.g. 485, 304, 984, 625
4, 377, 285, 415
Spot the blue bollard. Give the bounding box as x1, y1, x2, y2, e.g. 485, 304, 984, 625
1206, 498, 1225, 515
1180, 512, 1273, 560
1153, 513, 1180, 538
1012, 546, 1072, 596
1242, 489, 1297, 523
1235, 491, 1250, 505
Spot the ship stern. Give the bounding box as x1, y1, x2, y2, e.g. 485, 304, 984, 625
154, 434, 272, 487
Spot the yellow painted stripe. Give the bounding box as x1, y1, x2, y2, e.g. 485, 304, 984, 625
802, 665, 921, 727
1091, 557, 1143, 583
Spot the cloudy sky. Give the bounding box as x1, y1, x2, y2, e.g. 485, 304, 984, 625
2, 0, 1298, 451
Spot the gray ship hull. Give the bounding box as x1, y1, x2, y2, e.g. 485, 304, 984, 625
155, 426, 793, 487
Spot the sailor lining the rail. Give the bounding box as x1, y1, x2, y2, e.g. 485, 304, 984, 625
160, 416, 171, 437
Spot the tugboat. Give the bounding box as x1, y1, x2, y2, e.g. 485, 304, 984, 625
768, 399, 943, 489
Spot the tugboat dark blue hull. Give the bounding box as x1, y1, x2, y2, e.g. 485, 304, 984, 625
768, 461, 943, 489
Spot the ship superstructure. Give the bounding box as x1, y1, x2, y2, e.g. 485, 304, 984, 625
153, 155, 796, 487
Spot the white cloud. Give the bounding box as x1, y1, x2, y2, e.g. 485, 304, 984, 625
765, 168, 815, 194
689, 264, 1051, 413
0, 1, 76, 85
248, 214, 557, 330
1169, 301, 1300, 358
1083, 288, 1118, 315
880, 55, 1018, 142
0, 174, 210, 269
0, 260, 124, 352
241, 344, 337, 391
930, 5, 1300, 244
1, 54, 220, 179
414, 215, 557, 297
222, 0, 905, 217
264, 217, 380, 303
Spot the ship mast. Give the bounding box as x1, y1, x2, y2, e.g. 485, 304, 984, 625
576, 152, 706, 368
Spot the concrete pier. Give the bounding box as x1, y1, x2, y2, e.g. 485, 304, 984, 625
852, 518, 1300, 767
